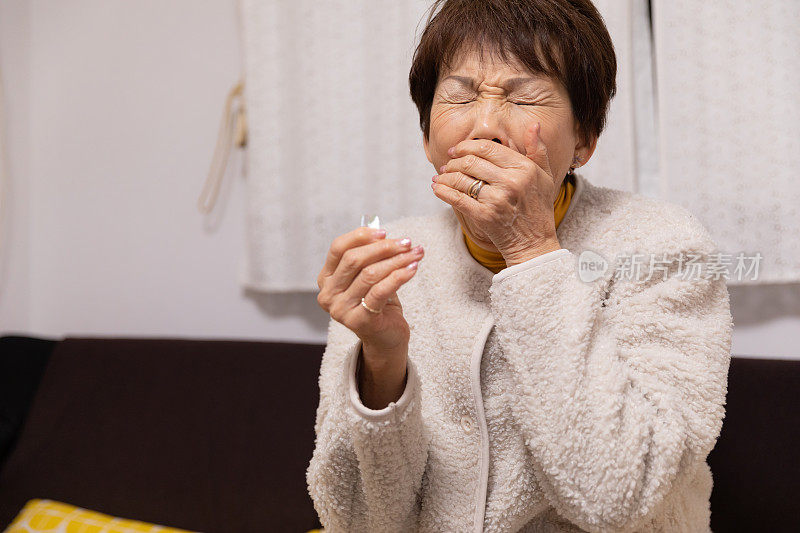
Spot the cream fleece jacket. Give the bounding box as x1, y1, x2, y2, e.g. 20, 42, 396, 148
306, 173, 733, 532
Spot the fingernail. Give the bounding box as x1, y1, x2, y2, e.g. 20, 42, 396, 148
439, 165, 446, 173
399, 237, 411, 246
432, 174, 438, 182
447, 147, 455, 156
406, 261, 419, 270
373, 229, 386, 238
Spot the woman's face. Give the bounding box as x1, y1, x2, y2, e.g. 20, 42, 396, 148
423, 47, 596, 250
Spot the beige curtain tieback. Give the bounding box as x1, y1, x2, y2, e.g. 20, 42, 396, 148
197, 79, 247, 214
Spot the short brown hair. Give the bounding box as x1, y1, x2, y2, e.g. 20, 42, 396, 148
408, 0, 617, 147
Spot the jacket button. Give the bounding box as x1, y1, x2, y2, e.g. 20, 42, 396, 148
460, 415, 474, 433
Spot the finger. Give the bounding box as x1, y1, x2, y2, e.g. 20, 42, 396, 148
434, 171, 490, 200
431, 177, 484, 220
343, 244, 424, 308
327, 236, 413, 294
524, 121, 554, 178
439, 153, 505, 186
447, 138, 525, 170
387, 291, 400, 309
318, 226, 387, 288
358, 258, 420, 316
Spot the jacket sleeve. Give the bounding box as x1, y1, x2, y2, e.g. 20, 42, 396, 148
306, 316, 429, 532
487, 232, 733, 532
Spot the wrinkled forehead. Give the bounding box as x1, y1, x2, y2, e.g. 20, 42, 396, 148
439, 40, 561, 86
443, 45, 522, 76
438, 46, 559, 93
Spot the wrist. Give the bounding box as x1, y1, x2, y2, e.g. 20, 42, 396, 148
358, 344, 408, 410
362, 341, 408, 368
503, 238, 562, 266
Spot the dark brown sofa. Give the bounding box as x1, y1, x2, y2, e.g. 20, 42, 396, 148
0, 335, 798, 532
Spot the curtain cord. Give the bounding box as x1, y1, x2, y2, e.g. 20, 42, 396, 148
197, 79, 247, 215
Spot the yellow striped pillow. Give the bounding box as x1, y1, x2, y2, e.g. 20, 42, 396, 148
5, 499, 199, 532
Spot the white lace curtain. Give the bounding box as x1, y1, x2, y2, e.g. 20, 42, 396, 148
652, 0, 800, 285
235, 0, 798, 292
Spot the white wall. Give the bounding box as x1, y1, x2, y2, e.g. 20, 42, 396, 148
0, 0, 31, 337
0, 0, 798, 358
0, 0, 330, 343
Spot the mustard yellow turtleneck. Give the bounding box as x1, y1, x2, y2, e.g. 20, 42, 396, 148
462, 174, 575, 274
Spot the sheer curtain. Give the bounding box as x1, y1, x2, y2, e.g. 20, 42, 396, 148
652, 0, 800, 285
238, 0, 437, 292
580, 0, 659, 195
237, 0, 796, 292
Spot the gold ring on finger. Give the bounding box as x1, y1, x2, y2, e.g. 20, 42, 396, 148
468, 178, 484, 199
361, 296, 382, 314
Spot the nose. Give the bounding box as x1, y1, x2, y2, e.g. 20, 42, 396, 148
468, 100, 510, 147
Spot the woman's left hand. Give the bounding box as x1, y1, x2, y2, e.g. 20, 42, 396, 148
432, 121, 562, 265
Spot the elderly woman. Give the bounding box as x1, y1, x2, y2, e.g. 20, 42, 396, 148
308, 0, 732, 531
